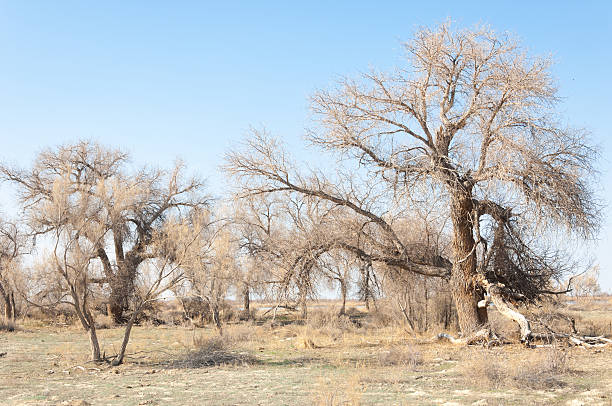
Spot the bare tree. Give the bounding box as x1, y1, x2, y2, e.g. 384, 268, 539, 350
319, 251, 354, 316
0, 218, 27, 321
570, 264, 601, 298
233, 197, 281, 319
1, 141, 209, 323
180, 222, 238, 334
232, 193, 337, 319
226, 22, 599, 338
25, 182, 210, 363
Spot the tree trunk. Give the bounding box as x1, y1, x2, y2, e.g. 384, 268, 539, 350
0, 282, 14, 321
9, 292, 16, 320
424, 284, 429, 331
71, 295, 101, 362
113, 312, 136, 366
212, 303, 222, 335
299, 289, 307, 320
449, 192, 486, 334
2, 295, 13, 321
242, 284, 251, 320
108, 265, 137, 324
362, 264, 372, 311
339, 279, 347, 316
85, 312, 101, 361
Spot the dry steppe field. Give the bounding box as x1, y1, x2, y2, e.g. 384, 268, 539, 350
1, 299, 612, 406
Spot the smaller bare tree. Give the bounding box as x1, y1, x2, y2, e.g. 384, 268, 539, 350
319, 251, 354, 316
178, 216, 238, 334
570, 264, 601, 298
0, 218, 26, 322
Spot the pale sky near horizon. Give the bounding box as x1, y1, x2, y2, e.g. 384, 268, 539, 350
0, 1, 611, 290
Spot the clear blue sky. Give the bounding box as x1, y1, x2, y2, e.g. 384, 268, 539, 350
0, 1, 611, 289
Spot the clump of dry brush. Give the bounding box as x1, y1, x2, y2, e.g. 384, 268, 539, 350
170, 334, 258, 368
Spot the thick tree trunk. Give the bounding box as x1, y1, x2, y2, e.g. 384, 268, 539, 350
108, 286, 127, 324
0, 282, 14, 321
108, 265, 137, 324
2, 295, 13, 321
339, 279, 347, 316
242, 284, 251, 319
449, 192, 486, 334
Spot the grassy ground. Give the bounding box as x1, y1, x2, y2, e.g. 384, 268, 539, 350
1, 299, 611, 405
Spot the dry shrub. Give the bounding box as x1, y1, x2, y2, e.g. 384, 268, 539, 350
462, 353, 509, 389
307, 309, 357, 332
512, 347, 568, 389
377, 345, 423, 369
136, 299, 171, 325
238, 307, 258, 321
171, 334, 258, 368
177, 298, 236, 326
26, 304, 77, 325
95, 314, 113, 329
463, 347, 568, 390
0, 319, 16, 332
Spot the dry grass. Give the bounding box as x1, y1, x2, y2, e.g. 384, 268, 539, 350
462, 346, 569, 390
312, 374, 364, 406
512, 347, 568, 389
1, 297, 611, 405
377, 345, 423, 369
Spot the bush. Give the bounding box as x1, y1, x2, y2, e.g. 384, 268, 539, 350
171, 334, 258, 368
307, 309, 357, 332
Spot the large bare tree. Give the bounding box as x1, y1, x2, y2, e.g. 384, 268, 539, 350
23, 167, 210, 363
225, 22, 599, 337
1, 141, 209, 323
